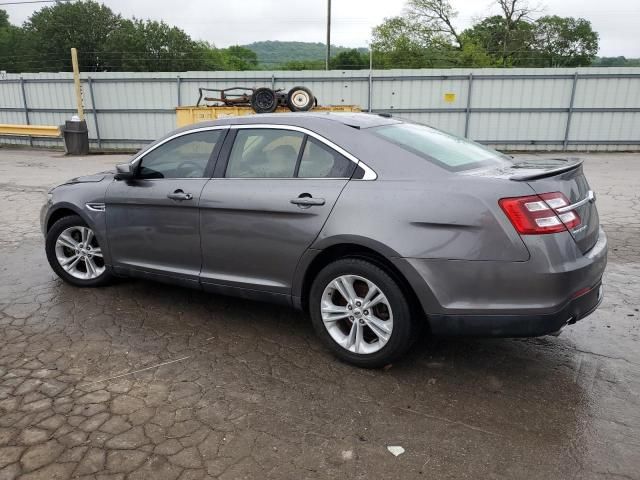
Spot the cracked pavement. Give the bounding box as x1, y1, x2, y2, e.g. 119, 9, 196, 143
0, 148, 638, 479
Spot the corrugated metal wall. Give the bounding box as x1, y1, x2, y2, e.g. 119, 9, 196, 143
1, 67, 639, 151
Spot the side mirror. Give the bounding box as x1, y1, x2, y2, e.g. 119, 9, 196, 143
114, 163, 135, 180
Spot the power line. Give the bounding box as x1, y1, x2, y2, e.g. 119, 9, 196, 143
0, 0, 67, 5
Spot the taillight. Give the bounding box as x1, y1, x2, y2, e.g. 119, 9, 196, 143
499, 192, 580, 235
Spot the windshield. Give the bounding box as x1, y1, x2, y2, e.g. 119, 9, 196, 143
371, 123, 513, 171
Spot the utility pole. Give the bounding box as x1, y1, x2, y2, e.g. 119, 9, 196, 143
70, 48, 84, 120
325, 0, 331, 70
368, 45, 373, 112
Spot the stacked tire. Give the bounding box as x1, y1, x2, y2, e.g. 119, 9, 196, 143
286, 86, 315, 112
250, 87, 278, 113
249, 85, 315, 113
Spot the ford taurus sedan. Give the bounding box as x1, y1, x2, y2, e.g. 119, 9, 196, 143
41, 112, 607, 367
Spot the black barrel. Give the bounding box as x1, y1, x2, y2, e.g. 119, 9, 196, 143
61, 119, 89, 155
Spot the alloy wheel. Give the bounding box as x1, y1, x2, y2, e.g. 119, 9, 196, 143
54, 226, 105, 280
320, 274, 394, 354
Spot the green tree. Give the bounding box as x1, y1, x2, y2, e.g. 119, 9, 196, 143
0, 9, 9, 28
462, 16, 536, 66
453, 42, 494, 67
532, 16, 599, 67
195, 41, 226, 70
105, 18, 204, 71
330, 49, 368, 69
592, 56, 640, 67
372, 16, 431, 52
221, 45, 258, 70
278, 59, 325, 70
370, 0, 600, 69
0, 8, 37, 72
371, 16, 447, 68
23, 0, 122, 71
406, 0, 463, 50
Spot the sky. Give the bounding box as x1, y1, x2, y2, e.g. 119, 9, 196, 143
3, 0, 640, 57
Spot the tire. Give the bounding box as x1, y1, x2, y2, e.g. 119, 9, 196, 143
250, 87, 278, 113
286, 86, 314, 112
309, 258, 415, 368
45, 215, 113, 287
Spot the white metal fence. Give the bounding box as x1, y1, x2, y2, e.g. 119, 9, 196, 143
1, 67, 639, 151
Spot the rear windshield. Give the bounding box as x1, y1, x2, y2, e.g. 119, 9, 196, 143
371, 123, 512, 171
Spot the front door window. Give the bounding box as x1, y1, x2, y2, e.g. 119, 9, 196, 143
138, 130, 222, 179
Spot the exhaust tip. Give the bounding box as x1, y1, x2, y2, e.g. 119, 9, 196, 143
548, 317, 574, 336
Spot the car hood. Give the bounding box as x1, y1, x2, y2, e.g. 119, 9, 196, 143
61, 171, 115, 186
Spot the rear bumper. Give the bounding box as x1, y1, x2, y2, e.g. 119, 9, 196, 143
427, 281, 603, 337
392, 227, 607, 337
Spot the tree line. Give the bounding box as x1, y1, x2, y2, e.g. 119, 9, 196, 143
0, 0, 634, 73
0, 2, 258, 72
369, 0, 601, 68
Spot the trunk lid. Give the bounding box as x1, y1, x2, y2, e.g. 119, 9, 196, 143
510, 158, 600, 253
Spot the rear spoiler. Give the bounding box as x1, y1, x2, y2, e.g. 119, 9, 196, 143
509, 158, 583, 181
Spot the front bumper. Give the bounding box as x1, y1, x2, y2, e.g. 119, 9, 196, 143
40, 199, 52, 235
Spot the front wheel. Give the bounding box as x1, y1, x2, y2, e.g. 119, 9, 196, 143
45, 215, 113, 287
309, 258, 415, 368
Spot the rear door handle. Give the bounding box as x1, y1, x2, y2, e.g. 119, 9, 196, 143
290, 197, 325, 207
167, 189, 193, 201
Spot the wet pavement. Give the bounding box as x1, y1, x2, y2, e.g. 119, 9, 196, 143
0, 148, 638, 480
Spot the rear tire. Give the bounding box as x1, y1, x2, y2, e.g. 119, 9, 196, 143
45, 215, 114, 287
250, 87, 278, 113
309, 258, 415, 368
286, 86, 314, 112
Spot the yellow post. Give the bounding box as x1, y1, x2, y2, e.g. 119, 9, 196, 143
71, 48, 84, 120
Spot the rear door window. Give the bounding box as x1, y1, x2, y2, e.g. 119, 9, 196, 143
297, 137, 356, 178
225, 128, 356, 179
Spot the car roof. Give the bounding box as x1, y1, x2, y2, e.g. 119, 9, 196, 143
180, 112, 401, 131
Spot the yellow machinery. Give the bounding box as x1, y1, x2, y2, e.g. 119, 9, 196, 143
176, 105, 361, 128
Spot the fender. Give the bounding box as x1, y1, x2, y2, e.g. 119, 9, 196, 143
291, 234, 441, 315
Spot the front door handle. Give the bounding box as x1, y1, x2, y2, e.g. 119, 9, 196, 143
290, 196, 325, 207
167, 189, 193, 201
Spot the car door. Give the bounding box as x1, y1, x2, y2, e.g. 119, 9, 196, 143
105, 127, 227, 284
199, 125, 357, 299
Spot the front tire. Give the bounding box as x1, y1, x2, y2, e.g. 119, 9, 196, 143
45, 215, 113, 287
309, 258, 415, 368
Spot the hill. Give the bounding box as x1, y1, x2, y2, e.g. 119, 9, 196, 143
241, 41, 368, 67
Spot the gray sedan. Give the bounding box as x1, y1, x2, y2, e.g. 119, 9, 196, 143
41, 113, 607, 367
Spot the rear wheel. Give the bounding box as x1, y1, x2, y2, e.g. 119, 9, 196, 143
309, 258, 415, 368
250, 87, 278, 113
286, 86, 314, 112
45, 215, 113, 287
